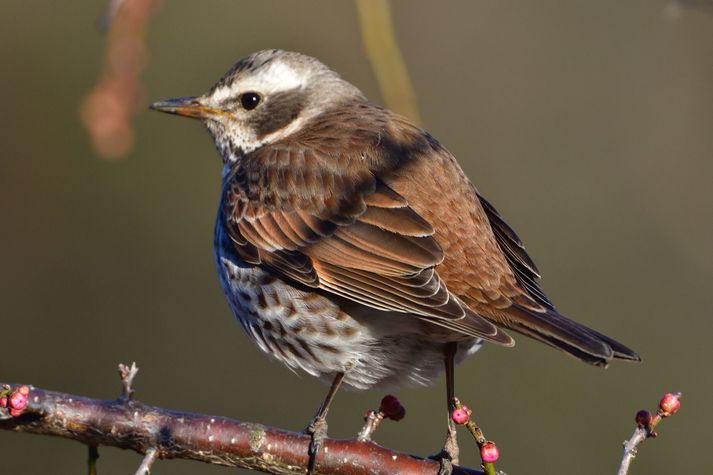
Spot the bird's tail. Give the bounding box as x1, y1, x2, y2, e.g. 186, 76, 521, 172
506, 305, 641, 367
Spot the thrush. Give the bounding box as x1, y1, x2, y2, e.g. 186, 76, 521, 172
151, 49, 640, 473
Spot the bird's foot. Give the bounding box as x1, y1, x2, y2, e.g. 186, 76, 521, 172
304, 415, 328, 474
430, 418, 460, 475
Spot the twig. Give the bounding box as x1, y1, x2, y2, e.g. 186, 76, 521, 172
0, 371, 483, 475
357, 395, 405, 442
452, 398, 500, 475
356, 410, 384, 442
617, 392, 682, 475
135, 448, 158, 475
118, 362, 139, 402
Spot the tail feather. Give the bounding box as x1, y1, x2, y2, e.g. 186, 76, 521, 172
585, 327, 641, 362
507, 305, 640, 366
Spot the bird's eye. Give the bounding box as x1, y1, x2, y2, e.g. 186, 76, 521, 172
240, 92, 261, 110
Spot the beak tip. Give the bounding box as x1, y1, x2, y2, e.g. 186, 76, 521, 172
149, 99, 176, 113
148, 96, 212, 119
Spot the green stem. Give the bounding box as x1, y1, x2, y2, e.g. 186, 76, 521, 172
88, 445, 99, 475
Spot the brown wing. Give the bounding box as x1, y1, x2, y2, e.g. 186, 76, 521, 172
220, 105, 507, 343
351, 110, 639, 365
476, 193, 554, 309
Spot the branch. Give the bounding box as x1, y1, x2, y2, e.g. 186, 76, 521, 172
617, 392, 682, 475
0, 367, 483, 475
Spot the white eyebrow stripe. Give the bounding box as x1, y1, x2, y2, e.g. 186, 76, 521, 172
208, 61, 307, 106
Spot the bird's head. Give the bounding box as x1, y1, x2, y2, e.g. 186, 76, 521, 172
150, 49, 365, 162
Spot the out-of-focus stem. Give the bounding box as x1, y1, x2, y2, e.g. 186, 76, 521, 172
355, 0, 423, 125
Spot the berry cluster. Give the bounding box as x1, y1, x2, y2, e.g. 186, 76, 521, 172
634, 392, 682, 436
0, 385, 30, 417
450, 402, 500, 465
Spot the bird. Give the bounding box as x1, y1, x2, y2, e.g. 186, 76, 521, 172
151, 49, 640, 473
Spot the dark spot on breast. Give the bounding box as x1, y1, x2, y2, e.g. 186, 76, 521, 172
296, 338, 321, 363
317, 343, 340, 354
274, 320, 288, 337
251, 89, 306, 139
266, 334, 288, 359
282, 340, 300, 360
284, 301, 299, 319
257, 292, 268, 309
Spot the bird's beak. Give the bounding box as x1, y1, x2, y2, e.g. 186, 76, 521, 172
149, 96, 221, 119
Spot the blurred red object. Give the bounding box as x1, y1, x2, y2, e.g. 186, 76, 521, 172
81, 0, 161, 160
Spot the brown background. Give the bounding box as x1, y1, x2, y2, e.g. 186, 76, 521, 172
1, 1, 712, 473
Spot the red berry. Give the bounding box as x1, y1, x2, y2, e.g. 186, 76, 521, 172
451, 408, 470, 425
9, 408, 23, 417
18, 386, 29, 396
635, 410, 652, 428
659, 393, 681, 416
0, 396, 7, 408
480, 441, 500, 463
379, 395, 406, 421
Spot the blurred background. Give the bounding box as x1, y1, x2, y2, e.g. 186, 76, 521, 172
1, 1, 712, 473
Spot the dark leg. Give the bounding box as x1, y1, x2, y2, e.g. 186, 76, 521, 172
438, 342, 459, 475
306, 372, 345, 474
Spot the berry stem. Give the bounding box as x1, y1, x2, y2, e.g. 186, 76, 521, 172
452, 397, 498, 475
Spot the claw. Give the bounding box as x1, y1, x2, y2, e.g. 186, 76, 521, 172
437, 457, 454, 475
306, 416, 329, 474
430, 417, 460, 475
444, 417, 460, 464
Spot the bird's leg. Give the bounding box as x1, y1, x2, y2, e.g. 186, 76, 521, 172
305, 372, 344, 474
437, 342, 459, 475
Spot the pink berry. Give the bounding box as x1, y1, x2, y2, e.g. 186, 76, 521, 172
659, 393, 681, 416
0, 396, 7, 408
451, 408, 470, 425
9, 408, 23, 417
18, 386, 29, 396
379, 395, 406, 421
480, 441, 500, 463
9, 391, 27, 411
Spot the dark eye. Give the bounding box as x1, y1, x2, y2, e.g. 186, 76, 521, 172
240, 92, 261, 110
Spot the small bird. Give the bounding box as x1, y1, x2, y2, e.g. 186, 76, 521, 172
151, 49, 640, 472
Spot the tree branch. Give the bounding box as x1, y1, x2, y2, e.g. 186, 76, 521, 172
0, 376, 483, 475
617, 392, 682, 475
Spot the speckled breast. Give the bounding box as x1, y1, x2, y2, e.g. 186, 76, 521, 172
213, 217, 365, 377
